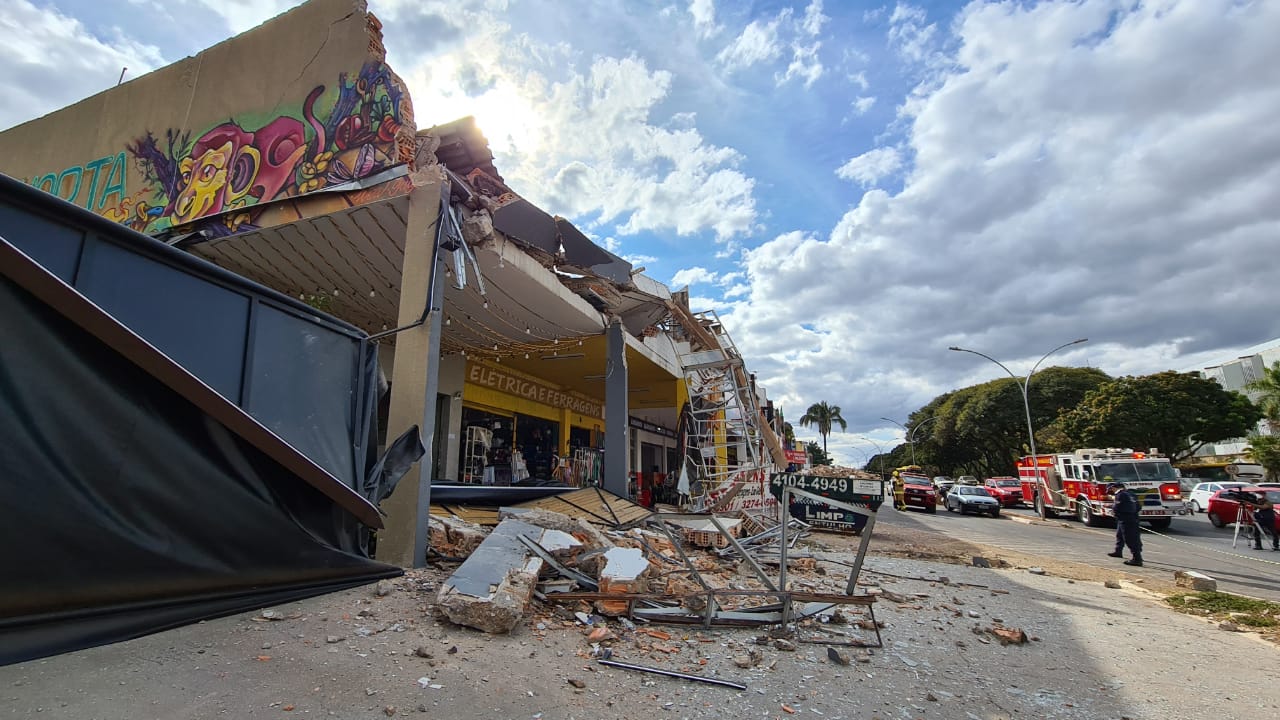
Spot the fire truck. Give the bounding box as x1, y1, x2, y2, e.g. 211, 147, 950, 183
1016, 448, 1186, 529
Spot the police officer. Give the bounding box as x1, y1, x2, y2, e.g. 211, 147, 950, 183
1105, 481, 1143, 566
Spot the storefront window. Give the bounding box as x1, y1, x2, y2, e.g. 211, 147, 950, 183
459, 407, 512, 485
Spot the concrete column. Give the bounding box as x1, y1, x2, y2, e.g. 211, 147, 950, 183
603, 318, 629, 496
379, 174, 445, 567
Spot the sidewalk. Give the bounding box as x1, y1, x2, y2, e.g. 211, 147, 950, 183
3, 531, 1277, 720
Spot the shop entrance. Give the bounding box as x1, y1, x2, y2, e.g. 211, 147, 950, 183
515, 412, 560, 484
459, 407, 513, 485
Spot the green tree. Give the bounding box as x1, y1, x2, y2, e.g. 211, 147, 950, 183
799, 401, 847, 455
1058, 371, 1263, 462
805, 441, 832, 467
1247, 436, 1280, 481
912, 367, 1110, 476
1245, 361, 1280, 423
1245, 361, 1280, 479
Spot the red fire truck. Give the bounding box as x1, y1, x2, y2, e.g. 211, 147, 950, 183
1016, 448, 1186, 529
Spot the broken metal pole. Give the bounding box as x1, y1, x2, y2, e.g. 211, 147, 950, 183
707, 513, 777, 592
597, 659, 747, 691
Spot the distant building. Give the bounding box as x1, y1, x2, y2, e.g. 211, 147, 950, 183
1193, 337, 1280, 459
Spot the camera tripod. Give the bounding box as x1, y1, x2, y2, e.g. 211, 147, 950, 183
1230, 501, 1270, 549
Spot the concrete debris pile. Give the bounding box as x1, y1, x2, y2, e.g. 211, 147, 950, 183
429, 505, 882, 643
803, 465, 880, 479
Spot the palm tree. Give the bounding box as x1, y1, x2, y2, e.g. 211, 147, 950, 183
1246, 360, 1280, 425
799, 401, 848, 455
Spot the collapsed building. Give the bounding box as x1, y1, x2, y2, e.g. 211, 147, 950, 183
0, 0, 798, 662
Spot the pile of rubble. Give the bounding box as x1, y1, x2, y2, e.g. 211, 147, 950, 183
427, 502, 881, 646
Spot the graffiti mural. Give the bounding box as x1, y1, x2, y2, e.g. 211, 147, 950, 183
24, 61, 411, 237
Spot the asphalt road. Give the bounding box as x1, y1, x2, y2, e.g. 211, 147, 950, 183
876, 500, 1280, 601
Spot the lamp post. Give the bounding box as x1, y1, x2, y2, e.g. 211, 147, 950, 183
949, 338, 1088, 518
858, 436, 887, 482
880, 415, 939, 465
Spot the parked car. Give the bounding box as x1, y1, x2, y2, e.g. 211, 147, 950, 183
956, 475, 979, 486
933, 476, 955, 497
1256, 482, 1280, 490
1206, 487, 1280, 530
1188, 481, 1249, 513
944, 485, 1001, 517
903, 477, 938, 514
983, 477, 1024, 507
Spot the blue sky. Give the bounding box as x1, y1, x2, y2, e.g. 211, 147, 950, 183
4, 0, 1280, 467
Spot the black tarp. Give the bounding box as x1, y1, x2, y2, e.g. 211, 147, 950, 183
0, 240, 401, 666
0, 174, 379, 495
0, 175, 410, 666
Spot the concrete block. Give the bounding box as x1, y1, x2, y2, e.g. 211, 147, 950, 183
1174, 570, 1217, 592
437, 519, 581, 633
595, 547, 652, 616
428, 515, 489, 558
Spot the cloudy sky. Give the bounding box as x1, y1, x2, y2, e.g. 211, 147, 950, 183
4, 0, 1280, 466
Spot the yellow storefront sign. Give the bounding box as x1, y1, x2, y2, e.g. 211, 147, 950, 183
466, 362, 603, 419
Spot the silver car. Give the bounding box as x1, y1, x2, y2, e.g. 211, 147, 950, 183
945, 485, 1001, 517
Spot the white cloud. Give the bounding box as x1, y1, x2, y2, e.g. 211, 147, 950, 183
778, 41, 824, 87
0, 0, 165, 131
382, 3, 758, 243
852, 95, 877, 115
728, 0, 1280, 466
689, 0, 719, 38
671, 266, 720, 288
835, 147, 902, 186
716, 18, 782, 71
849, 70, 870, 90
187, 0, 298, 34
800, 0, 829, 36
888, 2, 938, 63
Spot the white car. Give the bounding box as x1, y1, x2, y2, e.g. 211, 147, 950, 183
1188, 481, 1249, 513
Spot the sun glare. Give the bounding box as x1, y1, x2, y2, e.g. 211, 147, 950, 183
469, 85, 542, 156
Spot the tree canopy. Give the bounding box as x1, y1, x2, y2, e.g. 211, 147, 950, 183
1245, 361, 1280, 479
805, 441, 832, 467
1057, 370, 1262, 462
799, 401, 847, 454
910, 366, 1110, 476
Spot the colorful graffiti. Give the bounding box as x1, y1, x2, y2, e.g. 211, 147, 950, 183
24, 61, 411, 237
28, 153, 128, 214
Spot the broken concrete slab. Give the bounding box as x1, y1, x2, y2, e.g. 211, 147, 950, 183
498, 507, 615, 551
428, 515, 489, 558
1174, 570, 1217, 592
437, 519, 581, 633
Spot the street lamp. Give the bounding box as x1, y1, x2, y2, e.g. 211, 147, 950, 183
880, 415, 939, 465
858, 436, 887, 481
948, 338, 1088, 518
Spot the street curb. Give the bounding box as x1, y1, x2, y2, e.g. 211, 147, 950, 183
1002, 513, 1043, 526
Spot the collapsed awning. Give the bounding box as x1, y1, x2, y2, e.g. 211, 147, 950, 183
0, 222, 400, 667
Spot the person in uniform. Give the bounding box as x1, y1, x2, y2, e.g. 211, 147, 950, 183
1106, 480, 1143, 566
892, 471, 906, 511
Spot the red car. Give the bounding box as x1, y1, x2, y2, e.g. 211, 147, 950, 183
983, 477, 1024, 507
902, 478, 938, 514
1206, 487, 1280, 530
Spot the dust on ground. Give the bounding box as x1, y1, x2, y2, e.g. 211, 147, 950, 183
814, 520, 1280, 645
